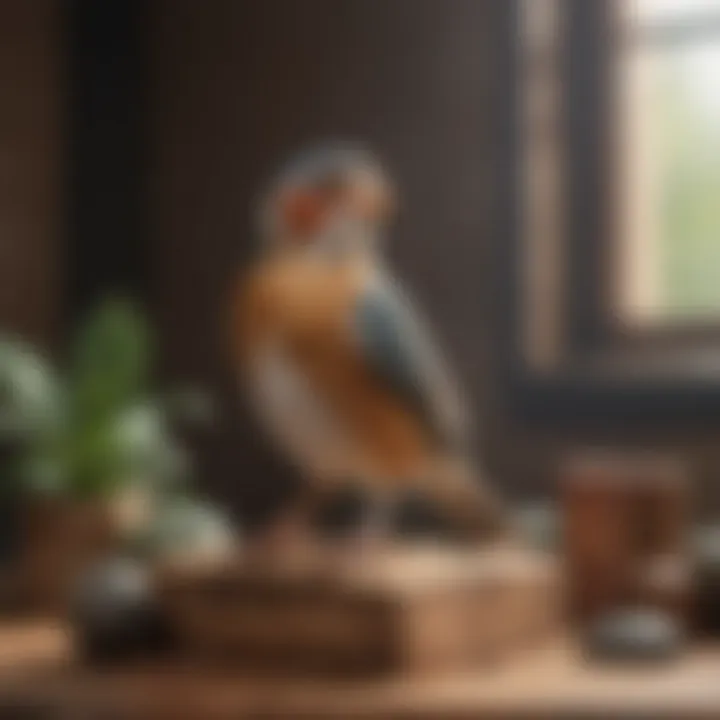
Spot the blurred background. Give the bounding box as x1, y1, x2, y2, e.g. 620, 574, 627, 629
2, 0, 514, 527
4, 0, 720, 519
2, 0, 720, 714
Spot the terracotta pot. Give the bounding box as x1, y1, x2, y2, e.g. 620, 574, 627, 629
22, 497, 117, 614
0, 443, 22, 569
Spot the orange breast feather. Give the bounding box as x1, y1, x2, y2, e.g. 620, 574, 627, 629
233, 257, 436, 484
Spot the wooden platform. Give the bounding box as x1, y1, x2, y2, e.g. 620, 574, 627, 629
3, 621, 720, 718
157, 544, 559, 676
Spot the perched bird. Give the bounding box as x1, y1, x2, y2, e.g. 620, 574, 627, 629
232, 143, 505, 550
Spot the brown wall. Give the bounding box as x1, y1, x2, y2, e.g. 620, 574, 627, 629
147, 0, 511, 519
0, 0, 64, 344
2, 1, 712, 518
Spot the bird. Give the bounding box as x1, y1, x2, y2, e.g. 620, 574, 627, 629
231, 142, 505, 554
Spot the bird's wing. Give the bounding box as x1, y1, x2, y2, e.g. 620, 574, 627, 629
353, 274, 470, 453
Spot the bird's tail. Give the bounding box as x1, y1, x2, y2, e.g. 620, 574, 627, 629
420, 456, 510, 542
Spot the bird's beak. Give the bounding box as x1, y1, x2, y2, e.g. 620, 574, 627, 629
346, 170, 396, 226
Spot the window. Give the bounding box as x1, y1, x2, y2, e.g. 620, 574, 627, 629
618, 0, 720, 324
511, 0, 720, 424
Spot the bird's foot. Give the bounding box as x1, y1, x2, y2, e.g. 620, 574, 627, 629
244, 515, 320, 573
321, 522, 393, 575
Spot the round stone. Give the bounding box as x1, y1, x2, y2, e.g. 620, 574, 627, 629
585, 607, 683, 663
70, 557, 169, 663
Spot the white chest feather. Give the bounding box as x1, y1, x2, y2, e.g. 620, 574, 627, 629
247, 347, 355, 479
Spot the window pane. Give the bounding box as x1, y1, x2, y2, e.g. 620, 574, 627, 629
618, 38, 720, 321
630, 0, 720, 24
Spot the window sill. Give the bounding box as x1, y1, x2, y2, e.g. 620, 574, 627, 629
513, 345, 720, 429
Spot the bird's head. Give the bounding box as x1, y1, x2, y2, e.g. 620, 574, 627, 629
258, 142, 395, 259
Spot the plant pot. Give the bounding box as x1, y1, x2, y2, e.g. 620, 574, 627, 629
0, 441, 26, 610
22, 497, 117, 614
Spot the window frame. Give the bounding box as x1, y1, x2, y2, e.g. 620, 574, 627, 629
503, 0, 720, 428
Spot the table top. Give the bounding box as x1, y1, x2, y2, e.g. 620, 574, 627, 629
158, 543, 557, 597
2, 621, 720, 718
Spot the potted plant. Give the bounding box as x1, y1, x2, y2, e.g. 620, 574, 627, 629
0, 297, 210, 611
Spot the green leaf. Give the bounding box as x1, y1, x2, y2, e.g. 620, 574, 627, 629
110, 401, 190, 490
0, 337, 62, 440
70, 297, 152, 425
2, 297, 210, 502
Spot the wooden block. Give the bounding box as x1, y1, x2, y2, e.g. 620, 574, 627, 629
156, 544, 559, 678
561, 452, 689, 624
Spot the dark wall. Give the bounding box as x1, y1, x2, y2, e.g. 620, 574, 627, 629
2, 1, 717, 521
0, 0, 64, 345
147, 0, 515, 520
66, 0, 149, 319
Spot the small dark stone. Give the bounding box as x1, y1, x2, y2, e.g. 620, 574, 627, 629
70, 557, 172, 665
584, 607, 683, 664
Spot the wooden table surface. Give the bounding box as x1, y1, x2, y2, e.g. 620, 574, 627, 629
2, 621, 720, 718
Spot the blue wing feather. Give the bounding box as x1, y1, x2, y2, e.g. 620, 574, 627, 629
354, 277, 469, 452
